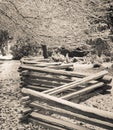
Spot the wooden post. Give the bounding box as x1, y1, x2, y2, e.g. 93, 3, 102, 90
41, 44, 48, 59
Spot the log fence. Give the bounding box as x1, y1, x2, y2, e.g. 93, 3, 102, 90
19, 57, 113, 130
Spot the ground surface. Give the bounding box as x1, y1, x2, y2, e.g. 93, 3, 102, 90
0, 60, 113, 130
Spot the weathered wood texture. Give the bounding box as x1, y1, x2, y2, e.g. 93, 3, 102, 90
21, 72, 72, 83
22, 88, 113, 130
20, 65, 87, 78
29, 118, 66, 130
30, 100, 113, 129
60, 82, 105, 100
29, 112, 90, 130
43, 70, 108, 95
19, 58, 112, 130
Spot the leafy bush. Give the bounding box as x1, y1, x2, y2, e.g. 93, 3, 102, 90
0, 29, 11, 56
11, 38, 40, 60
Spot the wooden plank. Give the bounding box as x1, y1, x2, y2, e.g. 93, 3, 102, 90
21, 88, 113, 130
43, 71, 108, 95
61, 82, 105, 100
30, 101, 113, 130
24, 85, 49, 91
30, 112, 90, 130
20, 57, 51, 63
20, 65, 88, 78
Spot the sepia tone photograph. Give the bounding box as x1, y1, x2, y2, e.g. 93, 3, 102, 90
0, 0, 113, 130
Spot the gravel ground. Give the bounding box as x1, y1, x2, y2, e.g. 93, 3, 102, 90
0, 61, 37, 130
0, 60, 113, 130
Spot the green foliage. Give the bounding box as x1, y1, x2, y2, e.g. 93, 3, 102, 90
11, 38, 40, 60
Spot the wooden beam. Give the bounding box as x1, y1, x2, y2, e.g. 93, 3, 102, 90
29, 112, 90, 130
22, 88, 113, 128
22, 78, 63, 87
61, 82, 105, 100
43, 71, 108, 95
20, 96, 30, 102
48, 63, 73, 69
23, 85, 49, 91
21, 108, 32, 115
22, 62, 62, 67
20, 57, 50, 63
21, 72, 72, 83
29, 118, 69, 130
99, 75, 112, 84
20, 65, 88, 78
30, 101, 113, 129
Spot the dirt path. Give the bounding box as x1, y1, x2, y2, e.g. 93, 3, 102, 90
0, 61, 22, 130
0, 61, 42, 130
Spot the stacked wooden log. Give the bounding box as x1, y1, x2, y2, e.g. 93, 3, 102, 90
19, 57, 113, 130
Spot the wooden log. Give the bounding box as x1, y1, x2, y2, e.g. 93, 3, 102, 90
20, 65, 88, 78
21, 81, 54, 89
22, 88, 113, 130
21, 108, 32, 115
20, 71, 112, 86
29, 118, 68, 130
29, 112, 90, 130
44, 71, 108, 95
22, 84, 80, 93
61, 82, 105, 100
20, 96, 30, 102
24, 85, 49, 91
21, 72, 111, 85
20, 57, 50, 64
99, 75, 112, 84
21, 62, 62, 67
21, 100, 32, 107
22, 78, 63, 87
41, 44, 48, 58
20, 70, 29, 74
21, 72, 72, 83
20, 56, 44, 61
30, 101, 113, 129
48, 63, 73, 69
76, 85, 112, 103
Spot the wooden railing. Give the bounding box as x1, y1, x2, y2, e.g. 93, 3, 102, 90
19, 57, 113, 130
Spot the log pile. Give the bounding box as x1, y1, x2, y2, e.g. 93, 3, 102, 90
19, 57, 113, 130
